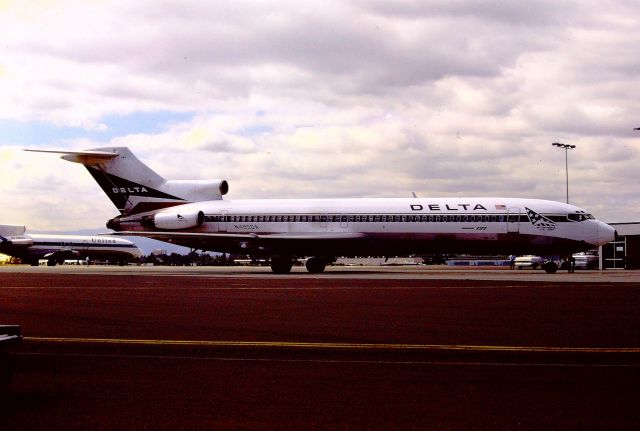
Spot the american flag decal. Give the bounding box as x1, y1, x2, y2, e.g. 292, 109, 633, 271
525, 207, 556, 231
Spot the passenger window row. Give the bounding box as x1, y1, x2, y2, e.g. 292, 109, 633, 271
203, 214, 511, 223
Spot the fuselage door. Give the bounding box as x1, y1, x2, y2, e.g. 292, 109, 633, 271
219, 210, 228, 232
340, 215, 349, 229
319, 214, 328, 232
507, 207, 520, 233
328, 214, 348, 233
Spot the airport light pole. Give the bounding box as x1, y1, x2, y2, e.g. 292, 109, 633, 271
552, 142, 576, 204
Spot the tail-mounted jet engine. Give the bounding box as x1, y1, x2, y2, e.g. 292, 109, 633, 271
153, 210, 205, 230
163, 179, 229, 201
0, 236, 33, 248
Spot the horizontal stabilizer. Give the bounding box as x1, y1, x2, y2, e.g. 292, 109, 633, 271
24, 149, 119, 165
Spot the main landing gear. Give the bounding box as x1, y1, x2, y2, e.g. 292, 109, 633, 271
269, 256, 328, 274
270, 256, 294, 274
541, 261, 558, 274
305, 257, 326, 274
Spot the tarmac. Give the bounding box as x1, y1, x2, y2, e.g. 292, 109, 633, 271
1, 265, 639, 430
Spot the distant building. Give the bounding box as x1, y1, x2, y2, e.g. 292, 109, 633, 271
602, 223, 640, 269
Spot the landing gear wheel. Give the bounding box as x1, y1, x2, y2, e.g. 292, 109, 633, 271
47, 259, 57, 267
270, 256, 293, 274
305, 257, 326, 274
543, 261, 558, 274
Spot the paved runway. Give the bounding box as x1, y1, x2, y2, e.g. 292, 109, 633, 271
1, 266, 639, 430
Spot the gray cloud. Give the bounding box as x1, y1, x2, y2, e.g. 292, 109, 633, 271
358, 0, 579, 25
15, 0, 558, 100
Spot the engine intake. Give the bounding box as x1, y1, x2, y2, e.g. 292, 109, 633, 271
163, 179, 229, 202
154, 210, 205, 230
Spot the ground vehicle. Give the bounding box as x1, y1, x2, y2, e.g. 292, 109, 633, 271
515, 251, 599, 272
514, 255, 544, 270
572, 251, 599, 269
0, 325, 22, 389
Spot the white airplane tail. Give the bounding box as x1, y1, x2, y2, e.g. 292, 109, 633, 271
0, 225, 26, 238
26, 147, 228, 215
0, 225, 32, 248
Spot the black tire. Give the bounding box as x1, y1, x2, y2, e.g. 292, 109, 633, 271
305, 257, 326, 274
47, 259, 57, 267
543, 262, 558, 274
532, 262, 539, 270
270, 257, 293, 274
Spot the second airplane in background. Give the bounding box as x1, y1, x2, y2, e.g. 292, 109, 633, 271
26, 147, 616, 273
0, 224, 142, 266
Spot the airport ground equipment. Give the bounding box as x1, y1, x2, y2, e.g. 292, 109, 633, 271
0, 325, 22, 388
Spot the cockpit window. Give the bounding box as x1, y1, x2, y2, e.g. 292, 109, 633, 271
567, 213, 593, 222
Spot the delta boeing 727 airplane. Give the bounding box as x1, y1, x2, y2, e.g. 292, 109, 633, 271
26, 147, 616, 273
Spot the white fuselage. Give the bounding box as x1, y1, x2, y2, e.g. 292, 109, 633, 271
109, 197, 616, 257
0, 233, 142, 264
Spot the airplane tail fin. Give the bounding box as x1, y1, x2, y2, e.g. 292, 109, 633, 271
25, 147, 228, 215
0, 225, 32, 248
0, 225, 26, 238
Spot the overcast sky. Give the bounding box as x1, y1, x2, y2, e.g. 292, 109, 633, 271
1, 0, 639, 231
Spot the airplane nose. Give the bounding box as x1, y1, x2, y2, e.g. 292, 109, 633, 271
596, 221, 616, 246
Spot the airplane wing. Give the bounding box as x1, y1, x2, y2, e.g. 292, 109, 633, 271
43, 249, 82, 261
109, 231, 368, 254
